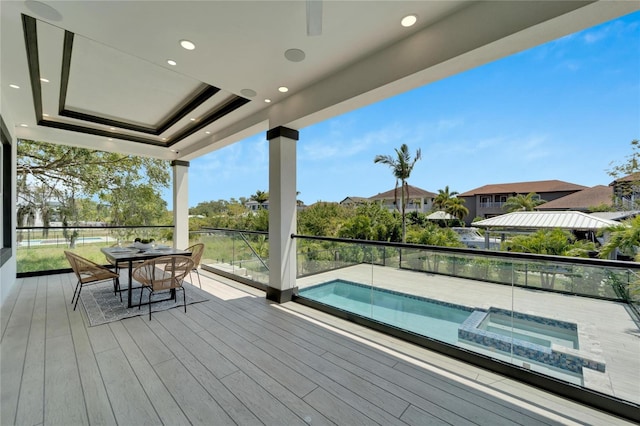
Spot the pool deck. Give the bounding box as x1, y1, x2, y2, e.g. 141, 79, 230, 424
297, 264, 640, 405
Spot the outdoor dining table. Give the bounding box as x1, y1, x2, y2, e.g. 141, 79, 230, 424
101, 245, 190, 308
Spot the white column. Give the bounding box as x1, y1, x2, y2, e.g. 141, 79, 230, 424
171, 160, 189, 249
267, 126, 298, 303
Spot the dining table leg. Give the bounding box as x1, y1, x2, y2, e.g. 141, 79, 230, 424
127, 260, 134, 308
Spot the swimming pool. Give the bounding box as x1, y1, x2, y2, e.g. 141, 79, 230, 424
299, 279, 473, 344
299, 279, 605, 375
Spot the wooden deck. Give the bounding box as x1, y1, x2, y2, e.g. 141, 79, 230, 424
1, 270, 635, 425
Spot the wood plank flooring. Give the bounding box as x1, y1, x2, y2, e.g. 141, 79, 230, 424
1, 271, 636, 425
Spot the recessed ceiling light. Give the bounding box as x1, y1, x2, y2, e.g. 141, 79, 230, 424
20, 124, 28, 127
284, 48, 306, 62
162, 138, 167, 141
278, 86, 289, 93
40, 77, 49, 83
108, 138, 113, 141
190, 118, 196, 121
205, 131, 211, 134
180, 39, 195, 50
43, 113, 49, 117
401, 14, 417, 27
9, 84, 20, 89
264, 99, 271, 103
167, 59, 177, 66
109, 127, 116, 131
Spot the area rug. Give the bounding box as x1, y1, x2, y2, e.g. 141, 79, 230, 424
80, 280, 209, 326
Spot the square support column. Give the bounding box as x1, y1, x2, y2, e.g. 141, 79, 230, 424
267, 126, 299, 303
171, 160, 190, 250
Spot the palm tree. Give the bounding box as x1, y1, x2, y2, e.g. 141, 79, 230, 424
503, 192, 546, 212
251, 190, 269, 204
445, 197, 469, 221
599, 215, 640, 260
374, 144, 422, 242
433, 186, 459, 210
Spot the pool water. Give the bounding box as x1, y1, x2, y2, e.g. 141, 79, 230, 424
479, 313, 579, 349
299, 280, 602, 377
300, 280, 473, 344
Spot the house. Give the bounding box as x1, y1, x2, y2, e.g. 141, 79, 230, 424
245, 200, 269, 212
458, 180, 587, 225
339, 196, 369, 207
610, 172, 640, 209
535, 185, 613, 211
368, 185, 436, 214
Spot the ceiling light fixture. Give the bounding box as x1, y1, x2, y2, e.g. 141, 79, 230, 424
401, 14, 417, 27
205, 131, 211, 135
278, 86, 289, 93
109, 127, 116, 131
25, 0, 62, 21
167, 59, 177, 66
43, 113, 49, 117
264, 99, 271, 103
40, 78, 49, 83
240, 88, 257, 98
190, 118, 196, 121
9, 84, 20, 89
180, 39, 196, 50
284, 48, 306, 62
20, 124, 28, 127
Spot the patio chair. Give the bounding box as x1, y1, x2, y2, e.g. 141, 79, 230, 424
185, 243, 204, 288
132, 255, 194, 320
165, 243, 204, 288
65, 250, 122, 310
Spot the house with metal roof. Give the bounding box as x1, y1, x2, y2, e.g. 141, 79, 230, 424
458, 180, 587, 225
473, 210, 619, 231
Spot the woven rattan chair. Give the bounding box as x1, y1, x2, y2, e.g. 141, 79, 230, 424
132, 255, 194, 320
165, 243, 204, 288
185, 243, 204, 288
65, 250, 122, 310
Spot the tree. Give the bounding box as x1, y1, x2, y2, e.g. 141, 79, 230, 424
599, 215, 640, 260
298, 202, 351, 236
607, 140, 640, 210
503, 229, 595, 289
444, 197, 469, 222
374, 144, 422, 242
251, 190, 269, 204
17, 140, 170, 227
503, 192, 546, 212
607, 139, 640, 178
433, 186, 459, 210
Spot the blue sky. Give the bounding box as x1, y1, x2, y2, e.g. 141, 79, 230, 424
176, 11, 640, 208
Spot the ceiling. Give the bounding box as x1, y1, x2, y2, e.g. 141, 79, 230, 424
2, 1, 638, 161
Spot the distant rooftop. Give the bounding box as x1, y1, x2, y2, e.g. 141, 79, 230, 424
536, 185, 612, 211
458, 180, 587, 197
473, 211, 619, 231
369, 185, 436, 200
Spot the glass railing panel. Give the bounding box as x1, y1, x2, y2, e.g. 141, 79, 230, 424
199, 228, 269, 286
16, 226, 174, 274
294, 235, 640, 408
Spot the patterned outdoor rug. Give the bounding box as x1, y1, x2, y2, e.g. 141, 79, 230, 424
79, 280, 209, 326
